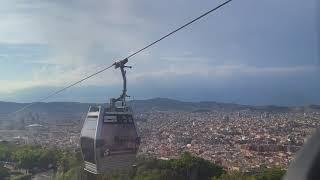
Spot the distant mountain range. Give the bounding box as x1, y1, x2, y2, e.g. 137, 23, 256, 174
1, 98, 319, 115
0, 98, 319, 129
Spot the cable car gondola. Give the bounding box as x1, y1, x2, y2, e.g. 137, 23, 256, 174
80, 59, 140, 174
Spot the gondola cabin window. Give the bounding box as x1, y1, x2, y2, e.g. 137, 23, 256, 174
87, 115, 98, 118
104, 115, 117, 123
114, 136, 139, 149
80, 137, 95, 164
104, 114, 134, 124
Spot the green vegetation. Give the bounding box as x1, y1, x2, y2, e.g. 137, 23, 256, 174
0, 165, 10, 180
54, 152, 225, 180
11, 174, 32, 180
212, 171, 257, 180
0, 142, 17, 162
255, 168, 286, 180
54, 166, 84, 180
11, 145, 71, 173
0, 142, 81, 179
212, 168, 286, 180
56, 152, 285, 180
133, 152, 225, 180
0, 142, 286, 180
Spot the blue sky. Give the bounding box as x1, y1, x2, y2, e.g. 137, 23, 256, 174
0, 0, 319, 105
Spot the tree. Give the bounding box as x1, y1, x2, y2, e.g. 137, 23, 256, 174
0, 142, 17, 162
0, 165, 10, 180
54, 167, 82, 180
256, 168, 286, 180
12, 146, 39, 173
0, 145, 11, 161
212, 171, 257, 180
56, 151, 80, 173
11, 174, 32, 180
38, 149, 59, 169
133, 169, 163, 180
170, 152, 225, 180
212, 168, 286, 180
133, 152, 224, 180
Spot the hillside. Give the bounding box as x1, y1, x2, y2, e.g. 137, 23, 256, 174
0, 98, 319, 126
1, 97, 319, 115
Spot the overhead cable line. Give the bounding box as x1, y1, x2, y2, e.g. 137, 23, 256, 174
10, 0, 233, 114
125, 0, 232, 59
11, 64, 114, 114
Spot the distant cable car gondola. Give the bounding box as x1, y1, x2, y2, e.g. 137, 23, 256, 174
80, 59, 140, 174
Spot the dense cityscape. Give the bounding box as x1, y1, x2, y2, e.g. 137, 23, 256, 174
137, 110, 320, 171
1, 101, 319, 173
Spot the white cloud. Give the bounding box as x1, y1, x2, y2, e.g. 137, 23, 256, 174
0, 0, 149, 65
0, 0, 151, 94
130, 63, 319, 83
0, 64, 120, 94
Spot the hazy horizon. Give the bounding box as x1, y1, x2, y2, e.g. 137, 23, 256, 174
1, 95, 320, 107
